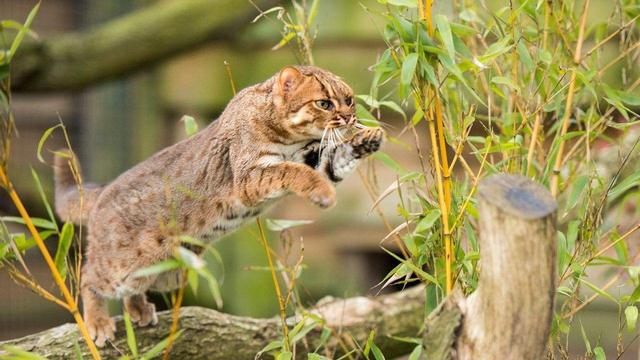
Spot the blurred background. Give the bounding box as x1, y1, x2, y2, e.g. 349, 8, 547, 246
0, 0, 637, 358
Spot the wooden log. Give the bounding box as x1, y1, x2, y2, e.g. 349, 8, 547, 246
0, 285, 426, 359
456, 173, 557, 360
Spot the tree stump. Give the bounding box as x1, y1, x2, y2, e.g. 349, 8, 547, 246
457, 173, 557, 359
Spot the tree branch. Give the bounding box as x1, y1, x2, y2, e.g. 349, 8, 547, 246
10, 0, 277, 92
0, 286, 429, 359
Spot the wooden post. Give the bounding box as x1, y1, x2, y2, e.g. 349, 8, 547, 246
457, 174, 557, 359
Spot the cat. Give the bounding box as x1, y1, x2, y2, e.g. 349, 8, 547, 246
54, 65, 384, 347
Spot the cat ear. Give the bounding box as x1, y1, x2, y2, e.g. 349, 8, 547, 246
278, 66, 304, 94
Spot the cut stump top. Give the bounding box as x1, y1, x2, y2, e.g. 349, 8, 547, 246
478, 174, 557, 220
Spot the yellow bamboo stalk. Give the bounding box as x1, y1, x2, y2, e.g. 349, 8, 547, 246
0, 168, 102, 360
162, 270, 186, 360
422, 0, 453, 294
550, 0, 590, 197
526, 1, 550, 176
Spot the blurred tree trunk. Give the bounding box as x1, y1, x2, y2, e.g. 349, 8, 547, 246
10, 0, 278, 92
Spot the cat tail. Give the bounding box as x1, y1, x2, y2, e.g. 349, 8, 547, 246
54, 150, 104, 225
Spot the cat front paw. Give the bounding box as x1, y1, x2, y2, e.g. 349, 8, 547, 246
350, 127, 385, 159
308, 181, 336, 208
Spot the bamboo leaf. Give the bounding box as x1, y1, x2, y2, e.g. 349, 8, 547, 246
407, 345, 422, 360
265, 219, 313, 231
580, 278, 619, 304
54, 222, 74, 280
593, 346, 606, 360
140, 329, 183, 360
7, 2, 40, 61
625, 305, 638, 332
133, 259, 181, 278
379, 0, 417, 7
401, 53, 418, 86
123, 311, 138, 357
414, 209, 441, 233
435, 15, 455, 60
1, 216, 57, 230
36, 124, 62, 163
180, 115, 198, 137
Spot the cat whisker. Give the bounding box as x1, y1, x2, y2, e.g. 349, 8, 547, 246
320, 127, 329, 153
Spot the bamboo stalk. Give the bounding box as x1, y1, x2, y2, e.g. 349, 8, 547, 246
162, 270, 186, 360
0, 168, 102, 360
550, 0, 590, 197
422, 0, 453, 294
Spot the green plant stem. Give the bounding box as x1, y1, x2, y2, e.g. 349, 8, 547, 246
256, 218, 290, 350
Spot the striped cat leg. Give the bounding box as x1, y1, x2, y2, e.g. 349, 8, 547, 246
238, 162, 336, 208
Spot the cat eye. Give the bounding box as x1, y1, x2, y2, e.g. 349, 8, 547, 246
315, 99, 334, 111
345, 96, 353, 106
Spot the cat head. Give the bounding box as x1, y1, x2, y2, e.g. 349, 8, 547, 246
271, 65, 356, 142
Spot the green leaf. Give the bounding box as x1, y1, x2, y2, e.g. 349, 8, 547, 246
593, 346, 606, 360
133, 259, 181, 278
370, 343, 385, 360
140, 329, 183, 360
608, 171, 640, 203
407, 345, 422, 360
580, 278, 619, 304
288, 318, 319, 344
491, 76, 519, 92
123, 311, 138, 357
180, 115, 198, 137
36, 124, 62, 163
579, 320, 591, 353
517, 41, 534, 72
277, 351, 293, 360
372, 152, 405, 174
307, 0, 320, 26
308, 354, 330, 360
401, 53, 418, 86
566, 175, 589, 211
265, 219, 313, 231
198, 267, 223, 308
414, 209, 441, 233
54, 222, 74, 280
7, 2, 40, 61
272, 32, 296, 50
187, 269, 199, 293
257, 340, 283, 357
625, 306, 638, 332
478, 37, 512, 63
435, 15, 455, 60
1, 216, 57, 230
31, 168, 58, 232
73, 341, 84, 360
379, 0, 417, 7
176, 246, 205, 270
1, 345, 48, 359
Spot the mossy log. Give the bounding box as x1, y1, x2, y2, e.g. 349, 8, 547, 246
10, 0, 277, 92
